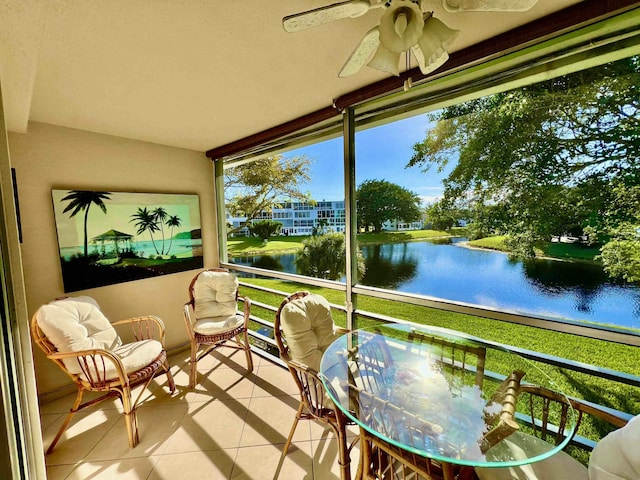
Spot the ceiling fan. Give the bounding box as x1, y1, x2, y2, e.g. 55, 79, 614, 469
283, 0, 538, 78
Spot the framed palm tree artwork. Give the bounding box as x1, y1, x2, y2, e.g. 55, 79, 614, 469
52, 190, 203, 292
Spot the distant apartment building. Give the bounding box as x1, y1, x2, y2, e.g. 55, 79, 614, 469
227, 200, 423, 236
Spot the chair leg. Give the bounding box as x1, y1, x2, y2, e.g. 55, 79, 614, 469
282, 401, 304, 458
163, 359, 176, 394
46, 385, 85, 454
335, 414, 352, 480
241, 331, 254, 372
121, 384, 139, 448
189, 341, 199, 388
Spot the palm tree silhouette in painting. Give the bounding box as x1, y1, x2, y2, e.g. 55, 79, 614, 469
61, 190, 112, 259
152, 207, 169, 254
130, 207, 161, 255
165, 215, 182, 255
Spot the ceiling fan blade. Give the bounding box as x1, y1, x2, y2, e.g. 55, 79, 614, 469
283, 0, 373, 32
442, 0, 537, 12
339, 26, 380, 77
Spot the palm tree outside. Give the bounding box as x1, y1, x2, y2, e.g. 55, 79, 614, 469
61, 190, 112, 259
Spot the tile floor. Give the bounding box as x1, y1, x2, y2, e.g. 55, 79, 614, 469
40, 349, 360, 480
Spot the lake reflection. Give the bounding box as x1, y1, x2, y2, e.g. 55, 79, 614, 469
230, 238, 640, 329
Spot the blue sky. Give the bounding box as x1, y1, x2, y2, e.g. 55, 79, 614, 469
287, 112, 453, 206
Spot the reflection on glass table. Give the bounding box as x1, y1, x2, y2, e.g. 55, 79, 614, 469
319, 324, 577, 480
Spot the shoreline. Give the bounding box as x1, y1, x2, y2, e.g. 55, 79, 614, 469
456, 240, 601, 265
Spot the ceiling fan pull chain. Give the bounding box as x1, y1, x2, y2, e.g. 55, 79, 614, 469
404, 51, 413, 91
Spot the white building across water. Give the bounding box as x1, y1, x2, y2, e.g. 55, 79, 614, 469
227, 200, 423, 236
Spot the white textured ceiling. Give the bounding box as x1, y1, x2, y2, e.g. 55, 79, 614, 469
0, 0, 584, 152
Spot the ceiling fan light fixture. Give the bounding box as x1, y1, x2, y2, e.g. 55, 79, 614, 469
414, 15, 459, 67
367, 43, 401, 75
411, 45, 449, 75
378, 0, 424, 53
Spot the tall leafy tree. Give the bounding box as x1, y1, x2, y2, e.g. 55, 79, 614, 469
408, 56, 640, 273
225, 154, 313, 234
356, 180, 422, 233
61, 190, 111, 258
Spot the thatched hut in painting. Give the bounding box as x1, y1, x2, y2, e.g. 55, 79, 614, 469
91, 229, 133, 257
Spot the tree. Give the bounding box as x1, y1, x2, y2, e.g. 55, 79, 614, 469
225, 154, 313, 235
61, 190, 111, 258
248, 220, 282, 240
356, 180, 422, 233
165, 215, 182, 255
408, 56, 640, 272
296, 233, 365, 281
130, 207, 161, 254
152, 207, 169, 254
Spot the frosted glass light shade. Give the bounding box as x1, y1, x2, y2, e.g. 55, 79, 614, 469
378, 0, 424, 53
367, 43, 401, 76
412, 46, 449, 75
415, 16, 459, 73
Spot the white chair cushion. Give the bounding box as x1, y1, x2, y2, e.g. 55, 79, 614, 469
193, 314, 244, 336
193, 271, 238, 319
77, 339, 163, 383
475, 431, 588, 480
280, 293, 339, 371
36, 296, 122, 375
589, 415, 640, 480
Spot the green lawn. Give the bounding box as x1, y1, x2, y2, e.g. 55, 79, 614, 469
467, 235, 601, 263
228, 231, 603, 265
227, 230, 451, 256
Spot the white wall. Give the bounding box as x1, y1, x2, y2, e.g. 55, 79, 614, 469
8, 122, 218, 396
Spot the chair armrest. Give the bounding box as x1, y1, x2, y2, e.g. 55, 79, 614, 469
112, 315, 166, 344
48, 348, 129, 387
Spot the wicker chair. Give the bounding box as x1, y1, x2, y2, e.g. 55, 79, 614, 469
31, 296, 176, 453
475, 384, 631, 480
274, 291, 357, 480
183, 268, 253, 388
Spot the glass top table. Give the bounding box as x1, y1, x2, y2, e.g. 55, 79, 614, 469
319, 323, 577, 477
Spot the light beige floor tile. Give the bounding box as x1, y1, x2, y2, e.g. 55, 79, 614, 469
43, 409, 121, 465
251, 364, 300, 398
240, 395, 311, 447
148, 449, 237, 480
164, 397, 250, 453
233, 442, 313, 480
38, 391, 122, 415
40, 413, 63, 432
63, 456, 160, 480
312, 436, 361, 480
83, 403, 189, 461
45, 463, 77, 480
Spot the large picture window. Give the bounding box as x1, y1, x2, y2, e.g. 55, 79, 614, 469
353, 56, 640, 330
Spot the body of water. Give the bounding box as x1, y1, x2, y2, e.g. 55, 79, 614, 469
232, 237, 640, 329
60, 238, 202, 260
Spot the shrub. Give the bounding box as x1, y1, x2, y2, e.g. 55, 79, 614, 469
296, 233, 365, 281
